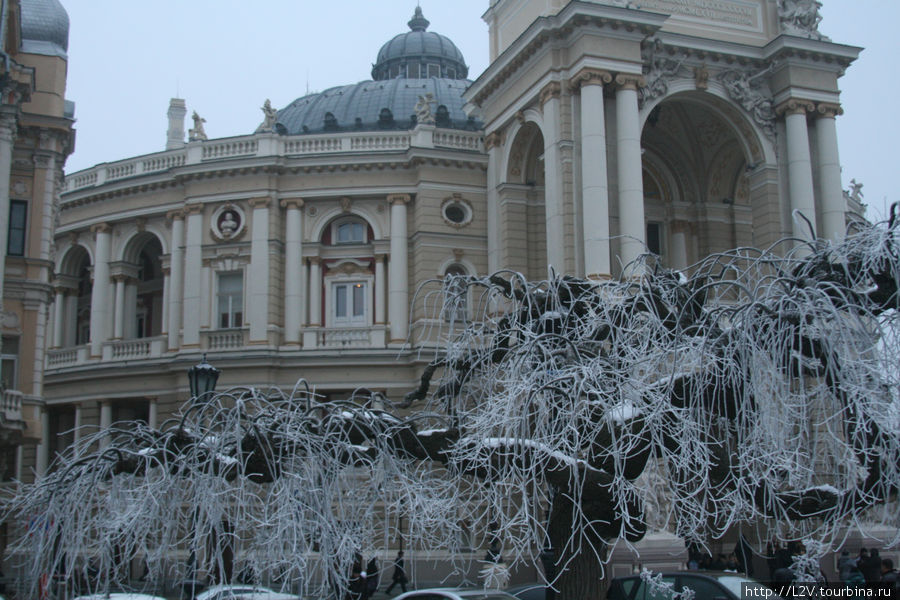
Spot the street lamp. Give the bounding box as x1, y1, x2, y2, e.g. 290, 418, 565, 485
188, 353, 220, 402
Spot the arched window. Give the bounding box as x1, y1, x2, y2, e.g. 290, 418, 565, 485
442, 263, 468, 323
331, 218, 368, 245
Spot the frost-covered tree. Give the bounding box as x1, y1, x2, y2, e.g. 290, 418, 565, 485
5, 213, 900, 599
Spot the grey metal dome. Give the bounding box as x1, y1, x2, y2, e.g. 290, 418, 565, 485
20, 0, 69, 58
276, 77, 480, 136
371, 7, 468, 81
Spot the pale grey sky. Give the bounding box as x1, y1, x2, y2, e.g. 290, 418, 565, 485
61, 1, 899, 220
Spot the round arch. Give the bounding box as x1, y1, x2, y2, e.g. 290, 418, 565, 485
117, 227, 169, 264
57, 243, 93, 275
640, 84, 776, 167
309, 206, 383, 242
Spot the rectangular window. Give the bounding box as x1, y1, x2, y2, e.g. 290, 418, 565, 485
335, 221, 365, 244
333, 282, 366, 326
646, 222, 662, 256
408, 63, 420, 79
1, 336, 19, 390
217, 272, 243, 329
8, 200, 26, 256
427, 64, 441, 78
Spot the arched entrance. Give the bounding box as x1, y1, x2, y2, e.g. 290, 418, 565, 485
639, 91, 774, 270
501, 121, 547, 279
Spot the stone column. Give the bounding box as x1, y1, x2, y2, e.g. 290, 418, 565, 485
282, 198, 304, 345
52, 288, 66, 348
388, 194, 410, 342
182, 204, 203, 347
161, 268, 170, 335
73, 403, 82, 443
815, 103, 846, 243
124, 279, 138, 339
113, 275, 126, 340
615, 74, 646, 268
304, 257, 322, 348
100, 400, 112, 449
540, 82, 565, 271
575, 69, 613, 278
670, 220, 690, 271
89, 223, 112, 357
34, 150, 57, 263
36, 408, 49, 476
65, 294, 78, 346
485, 132, 502, 273
778, 99, 817, 251
0, 110, 17, 307
374, 254, 386, 324
148, 398, 158, 429
167, 211, 185, 350
248, 197, 271, 344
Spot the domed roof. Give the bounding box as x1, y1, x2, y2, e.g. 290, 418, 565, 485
276, 77, 479, 136
19, 0, 69, 58
371, 7, 468, 81
275, 7, 480, 136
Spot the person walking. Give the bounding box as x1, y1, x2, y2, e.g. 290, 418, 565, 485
384, 550, 408, 595
862, 548, 883, 583
838, 551, 855, 583
365, 557, 379, 600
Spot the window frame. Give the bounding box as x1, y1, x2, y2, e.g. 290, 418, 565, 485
7, 200, 27, 257
216, 270, 245, 330
331, 217, 369, 245
324, 272, 374, 329
1, 336, 19, 390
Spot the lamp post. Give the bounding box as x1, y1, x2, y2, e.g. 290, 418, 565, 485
187, 353, 220, 402
184, 354, 219, 598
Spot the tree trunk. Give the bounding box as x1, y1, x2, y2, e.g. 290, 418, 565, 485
547, 497, 609, 600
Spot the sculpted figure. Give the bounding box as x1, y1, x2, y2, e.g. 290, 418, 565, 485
220, 211, 239, 237
849, 179, 864, 203
777, 0, 826, 39
255, 99, 278, 133
414, 93, 436, 125
188, 111, 208, 141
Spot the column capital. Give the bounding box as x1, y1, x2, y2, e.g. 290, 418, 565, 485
670, 219, 693, 233
308, 256, 321, 266
484, 131, 503, 151
53, 285, 69, 296
614, 73, 645, 91
248, 196, 271, 209
166, 208, 185, 222
775, 98, 815, 117
32, 151, 54, 170
0, 110, 17, 143
374, 253, 387, 262
90, 222, 112, 235
387, 193, 411, 206
569, 68, 612, 92
815, 102, 843, 118
280, 197, 304, 210
539, 81, 562, 107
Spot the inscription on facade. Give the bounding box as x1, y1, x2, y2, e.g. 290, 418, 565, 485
635, 0, 759, 28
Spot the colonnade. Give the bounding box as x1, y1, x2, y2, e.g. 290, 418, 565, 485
51, 194, 413, 355
499, 69, 848, 279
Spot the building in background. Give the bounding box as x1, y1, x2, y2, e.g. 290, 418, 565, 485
25, 0, 872, 583
0, 0, 74, 557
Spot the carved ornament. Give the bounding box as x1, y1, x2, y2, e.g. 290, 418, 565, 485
569, 68, 612, 92
90, 223, 112, 235
615, 73, 645, 91
484, 131, 503, 151
815, 102, 843, 118
539, 81, 562, 107
280, 198, 304, 210
210, 203, 247, 243
387, 193, 411, 206
775, 99, 815, 117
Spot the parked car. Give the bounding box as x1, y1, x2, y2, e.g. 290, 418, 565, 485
504, 582, 549, 600
194, 584, 299, 600
395, 588, 519, 600
608, 572, 778, 600
74, 594, 167, 600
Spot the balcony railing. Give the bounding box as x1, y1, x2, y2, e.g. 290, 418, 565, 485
63, 128, 484, 195
204, 329, 246, 351
0, 389, 23, 424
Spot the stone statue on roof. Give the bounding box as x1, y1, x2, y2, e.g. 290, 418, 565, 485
188, 111, 208, 142
414, 93, 436, 125
777, 0, 827, 40
255, 99, 278, 133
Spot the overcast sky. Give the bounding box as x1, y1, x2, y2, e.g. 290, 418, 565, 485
61, 1, 899, 221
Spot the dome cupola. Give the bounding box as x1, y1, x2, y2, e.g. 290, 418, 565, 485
371, 7, 468, 81
19, 0, 69, 58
